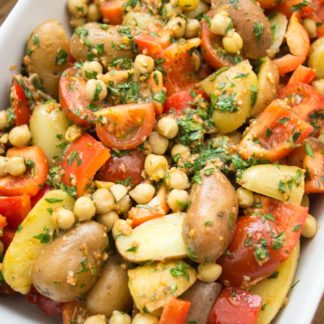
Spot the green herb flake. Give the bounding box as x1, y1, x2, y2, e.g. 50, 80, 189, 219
253, 22, 265, 41
170, 262, 190, 281
126, 245, 137, 253
33, 227, 51, 243
305, 142, 315, 158
56, 49, 68, 65
254, 237, 269, 262
33, 35, 40, 45
268, 271, 279, 279
272, 232, 285, 250
292, 131, 301, 143
291, 0, 309, 11
293, 224, 302, 232
250, 85, 258, 106
45, 198, 63, 203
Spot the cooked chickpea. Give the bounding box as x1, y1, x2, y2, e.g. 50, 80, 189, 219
132, 313, 159, 324
148, 132, 169, 155
7, 157, 26, 177
134, 54, 155, 75
167, 189, 189, 211
8, 125, 31, 147
197, 263, 222, 282
65, 124, 83, 142
82, 61, 103, 79
0, 156, 8, 177
303, 19, 317, 38
0, 111, 9, 130
92, 188, 115, 214
184, 1, 209, 19
185, 19, 201, 38
144, 154, 169, 181
110, 184, 128, 202
312, 79, 324, 96
222, 30, 243, 53
87, 3, 102, 22
115, 194, 132, 213
97, 211, 119, 231
74, 196, 96, 222
210, 11, 232, 36
171, 144, 190, 160
237, 187, 254, 208
167, 169, 190, 190
53, 208, 75, 230
129, 183, 155, 204
157, 116, 179, 139
67, 0, 88, 18
164, 3, 182, 18
191, 51, 201, 72
167, 17, 187, 38
178, 0, 200, 11
112, 219, 132, 239
84, 314, 106, 324
302, 214, 317, 238
85, 79, 107, 102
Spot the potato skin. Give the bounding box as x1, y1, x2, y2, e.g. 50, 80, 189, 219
26, 19, 69, 98
32, 222, 108, 302
183, 169, 238, 263
85, 254, 132, 317
212, 0, 271, 59
181, 281, 223, 323
69, 23, 135, 66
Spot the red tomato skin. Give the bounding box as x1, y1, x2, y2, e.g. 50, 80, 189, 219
159, 298, 191, 324
96, 149, 145, 187
11, 80, 31, 126
1, 227, 15, 252
30, 185, 51, 207
100, 0, 124, 25
208, 288, 262, 324
0, 195, 31, 229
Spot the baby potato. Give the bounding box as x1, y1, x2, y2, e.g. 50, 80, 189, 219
26, 20, 69, 98
30, 101, 70, 167
183, 168, 238, 263
32, 222, 108, 302
85, 254, 132, 317
2, 190, 75, 294
308, 37, 324, 79
267, 13, 288, 58
69, 23, 135, 66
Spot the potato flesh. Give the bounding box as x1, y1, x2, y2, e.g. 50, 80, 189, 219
308, 38, 324, 79
237, 164, 305, 204
128, 261, 197, 312
251, 241, 300, 324
268, 13, 288, 59
116, 213, 187, 263
30, 102, 70, 167
2, 190, 75, 294
200, 60, 257, 134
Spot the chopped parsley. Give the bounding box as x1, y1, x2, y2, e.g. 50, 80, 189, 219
126, 245, 137, 253
211, 92, 238, 113
33, 227, 51, 243
268, 271, 279, 279
254, 237, 269, 262
250, 85, 258, 106
293, 224, 302, 232
272, 232, 285, 250
67, 151, 82, 166
170, 262, 190, 281
33, 35, 39, 45
56, 49, 68, 65
291, 0, 309, 11
305, 142, 315, 158
116, 177, 133, 187
187, 247, 198, 261
253, 22, 265, 41
45, 197, 63, 203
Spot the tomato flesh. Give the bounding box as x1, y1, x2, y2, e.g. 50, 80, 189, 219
95, 103, 155, 150
159, 298, 191, 324
100, 0, 124, 25
11, 79, 31, 126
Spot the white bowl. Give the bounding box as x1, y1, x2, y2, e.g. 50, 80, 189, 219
0, 0, 323, 323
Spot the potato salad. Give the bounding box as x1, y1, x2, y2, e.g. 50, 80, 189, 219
0, 0, 323, 323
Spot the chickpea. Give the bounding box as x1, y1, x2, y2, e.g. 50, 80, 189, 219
53, 208, 75, 230
167, 189, 189, 211
74, 196, 96, 222
112, 219, 132, 239
167, 169, 190, 190
302, 214, 317, 238
82, 61, 103, 79
65, 124, 83, 142
70, 17, 87, 28
84, 314, 106, 324
7, 156, 26, 177
0, 156, 8, 177
157, 116, 179, 139
171, 144, 190, 160
222, 30, 243, 53
148, 132, 169, 155
191, 51, 201, 72
97, 211, 119, 231
129, 183, 155, 204
144, 154, 169, 181
115, 194, 132, 214
308, 38, 324, 79
134, 55, 155, 74
132, 313, 159, 324
110, 184, 128, 202
184, 1, 208, 19
178, 0, 200, 11
185, 19, 201, 38
92, 188, 115, 214
8, 125, 31, 147
0, 111, 9, 130
303, 19, 317, 38
197, 263, 222, 282
85, 79, 107, 102
87, 3, 102, 22
210, 11, 232, 36
312, 79, 324, 96
237, 187, 254, 208
67, 0, 88, 18
167, 17, 187, 38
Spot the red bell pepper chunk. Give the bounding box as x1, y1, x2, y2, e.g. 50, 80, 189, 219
11, 79, 31, 126
61, 133, 110, 196
0, 195, 31, 229
208, 287, 262, 324
159, 298, 191, 324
